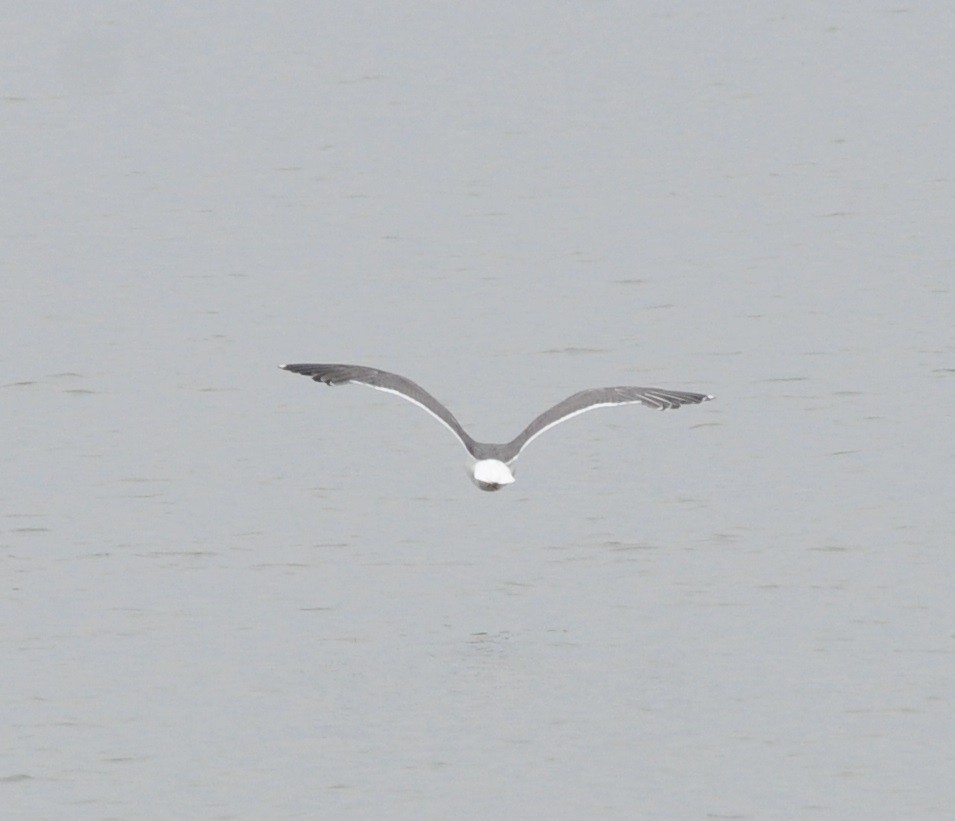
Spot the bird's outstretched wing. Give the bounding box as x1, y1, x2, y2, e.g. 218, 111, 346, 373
281, 364, 478, 456
501, 385, 712, 462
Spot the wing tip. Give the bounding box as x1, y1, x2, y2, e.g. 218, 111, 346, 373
280, 364, 317, 378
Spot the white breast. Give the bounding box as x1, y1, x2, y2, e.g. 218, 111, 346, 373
469, 459, 516, 491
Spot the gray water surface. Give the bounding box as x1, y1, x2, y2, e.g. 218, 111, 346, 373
3, 4, 954, 820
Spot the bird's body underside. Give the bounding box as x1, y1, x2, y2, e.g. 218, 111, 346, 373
470, 459, 515, 492
281, 363, 713, 490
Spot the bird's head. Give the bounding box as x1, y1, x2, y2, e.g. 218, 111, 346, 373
469, 459, 516, 492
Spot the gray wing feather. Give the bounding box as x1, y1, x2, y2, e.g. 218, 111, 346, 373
281, 364, 479, 456
501, 386, 712, 462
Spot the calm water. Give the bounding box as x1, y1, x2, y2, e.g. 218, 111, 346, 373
4, 4, 954, 819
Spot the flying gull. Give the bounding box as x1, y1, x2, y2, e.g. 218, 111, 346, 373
281, 363, 713, 491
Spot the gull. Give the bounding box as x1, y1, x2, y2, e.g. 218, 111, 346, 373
281, 363, 713, 491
